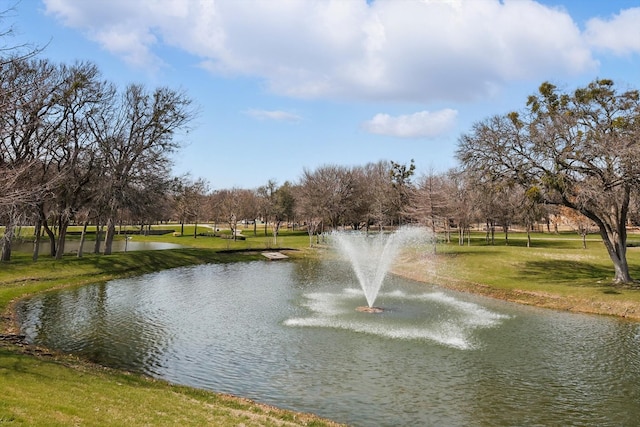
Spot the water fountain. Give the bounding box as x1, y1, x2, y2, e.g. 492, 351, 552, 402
331, 227, 432, 311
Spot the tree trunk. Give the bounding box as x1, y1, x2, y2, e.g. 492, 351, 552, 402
33, 218, 42, 262
273, 220, 281, 246
55, 222, 68, 260
233, 218, 239, 241
485, 220, 490, 244
42, 222, 57, 257
1, 223, 14, 262
94, 222, 103, 254
78, 221, 88, 258
104, 217, 116, 255
599, 229, 632, 284
445, 220, 451, 243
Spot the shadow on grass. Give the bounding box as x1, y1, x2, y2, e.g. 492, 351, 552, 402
517, 259, 612, 286
439, 238, 588, 251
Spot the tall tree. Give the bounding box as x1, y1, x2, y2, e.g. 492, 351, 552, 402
217, 188, 245, 241
389, 159, 415, 225
44, 61, 112, 259
298, 165, 354, 229
0, 57, 60, 260
271, 181, 295, 245
89, 84, 195, 254
257, 179, 278, 236
172, 176, 209, 237
457, 79, 640, 284
409, 169, 448, 236
446, 169, 478, 246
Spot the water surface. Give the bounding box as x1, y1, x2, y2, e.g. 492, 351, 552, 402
17, 259, 640, 426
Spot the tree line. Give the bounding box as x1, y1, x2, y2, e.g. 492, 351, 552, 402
59, 79, 640, 286
0, 54, 194, 260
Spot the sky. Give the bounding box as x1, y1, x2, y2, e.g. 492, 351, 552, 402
5, 0, 640, 190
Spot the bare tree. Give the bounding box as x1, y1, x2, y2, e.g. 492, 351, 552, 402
458, 79, 640, 284
298, 165, 355, 230
88, 84, 195, 254
217, 188, 254, 241
445, 169, 478, 246
172, 176, 209, 237
44, 61, 112, 259
409, 169, 449, 237
0, 57, 61, 260
359, 161, 395, 231
237, 188, 258, 234
256, 179, 277, 236
294, 176, 324, 247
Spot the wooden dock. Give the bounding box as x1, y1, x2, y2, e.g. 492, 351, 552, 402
261, 252, 289, 260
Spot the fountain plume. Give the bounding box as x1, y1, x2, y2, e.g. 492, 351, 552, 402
332, 227, 432, 308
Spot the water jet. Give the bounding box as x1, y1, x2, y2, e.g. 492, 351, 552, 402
332, 227, 432, 308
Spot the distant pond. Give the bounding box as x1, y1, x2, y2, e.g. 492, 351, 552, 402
12, 239, 182, 254
16, 259, 640, 426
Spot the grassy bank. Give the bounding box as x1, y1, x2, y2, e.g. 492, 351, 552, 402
0, 346, 340, 426
394, 231, 640, 320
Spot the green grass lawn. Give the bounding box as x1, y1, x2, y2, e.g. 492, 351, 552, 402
396, 230, 640, 318
2, 225, 640, 425
0, 346, 339, 426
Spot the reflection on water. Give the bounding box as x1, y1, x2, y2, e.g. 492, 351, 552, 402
16, 260, 640, 427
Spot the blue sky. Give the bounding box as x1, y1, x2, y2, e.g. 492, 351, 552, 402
6, 0, 640, 190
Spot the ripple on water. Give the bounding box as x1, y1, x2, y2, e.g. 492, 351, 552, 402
284, 288, 509, 350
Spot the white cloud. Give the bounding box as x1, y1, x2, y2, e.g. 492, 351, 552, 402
363, 109, 457, 138
245, 109, 302, 122
43, 0, 599, 102
585, 8, 640, 55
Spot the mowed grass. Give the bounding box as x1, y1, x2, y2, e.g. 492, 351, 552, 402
396, 231, 640, 318
0, 347, 340, 426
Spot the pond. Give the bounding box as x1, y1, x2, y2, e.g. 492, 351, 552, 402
12, 239, 182, 254
16, 259, 640, 426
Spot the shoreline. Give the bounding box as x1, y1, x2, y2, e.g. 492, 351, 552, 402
391, 262, 640, 321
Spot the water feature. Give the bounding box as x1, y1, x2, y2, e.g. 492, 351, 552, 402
331, 227, 432, 308
12, 239, 182, 254
15, 260, 640, 426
